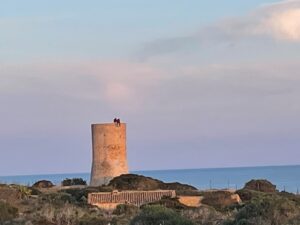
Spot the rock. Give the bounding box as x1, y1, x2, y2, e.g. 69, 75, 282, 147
201, 190, 241, 209
243, 179, 277, 193
32, 180, 54, 189
108, 174, 197, 191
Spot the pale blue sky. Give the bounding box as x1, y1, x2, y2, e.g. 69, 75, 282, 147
1, 0, 277, 61
2, 0, 300, 175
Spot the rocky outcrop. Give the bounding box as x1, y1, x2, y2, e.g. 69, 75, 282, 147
108, 174, 197, 191
32, 180, 54, 188
243, 179, 277, 193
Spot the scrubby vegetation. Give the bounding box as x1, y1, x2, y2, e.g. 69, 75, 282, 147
130, 205, 194, 225
62, 178, 87, 186
224, 193, 300, 225
0, 177, 300, 225
0, 201, 18, 223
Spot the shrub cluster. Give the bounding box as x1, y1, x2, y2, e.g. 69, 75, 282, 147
224, 194, 300, 225
62, 178, 87, 186
130, 205, 194, 225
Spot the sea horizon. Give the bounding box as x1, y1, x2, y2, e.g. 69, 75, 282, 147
1, 164, 300, 193
2, 163, 299, 178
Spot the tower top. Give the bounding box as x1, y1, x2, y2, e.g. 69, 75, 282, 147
91, 122, 126, 126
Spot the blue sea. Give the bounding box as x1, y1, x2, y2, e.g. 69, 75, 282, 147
1, 165, 300, 193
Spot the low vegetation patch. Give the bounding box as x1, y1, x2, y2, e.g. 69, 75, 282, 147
130, 205, 194, 225
0, 201, 18, 223
113, 204, 139, 216
62, 178, 87, 186
224, 194, 300, 225
1, 177, 300, 225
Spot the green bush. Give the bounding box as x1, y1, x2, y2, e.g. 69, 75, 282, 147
78, 215, 109, 225
130, 205, 194, 225
62, 178, 87, 186
0, 201, 18, 223
61, 188, 90, 205
113, 204, 138, 216
147, 197, 188, 210
225, 194, 300, 225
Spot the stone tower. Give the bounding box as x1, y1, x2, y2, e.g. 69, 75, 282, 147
90, 123, 128, 186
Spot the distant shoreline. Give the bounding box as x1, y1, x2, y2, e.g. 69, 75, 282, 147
1, 163, 299, 178
1, 165, 300, 193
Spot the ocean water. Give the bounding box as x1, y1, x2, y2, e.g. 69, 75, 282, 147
0, 165, 300, 193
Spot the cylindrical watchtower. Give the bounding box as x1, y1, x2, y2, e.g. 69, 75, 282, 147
90, 123, 128, 186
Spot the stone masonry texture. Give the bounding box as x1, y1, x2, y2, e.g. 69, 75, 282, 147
90, 123, 128, 186
88, 190, 176, 208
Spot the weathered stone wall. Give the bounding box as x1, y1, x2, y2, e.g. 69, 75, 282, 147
90, 123, 128, 186
91, 203, 120, 210
178, 196, 202, 207
88, 190, 176, 208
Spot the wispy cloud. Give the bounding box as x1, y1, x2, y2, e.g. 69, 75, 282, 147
140, 0, 300, 59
